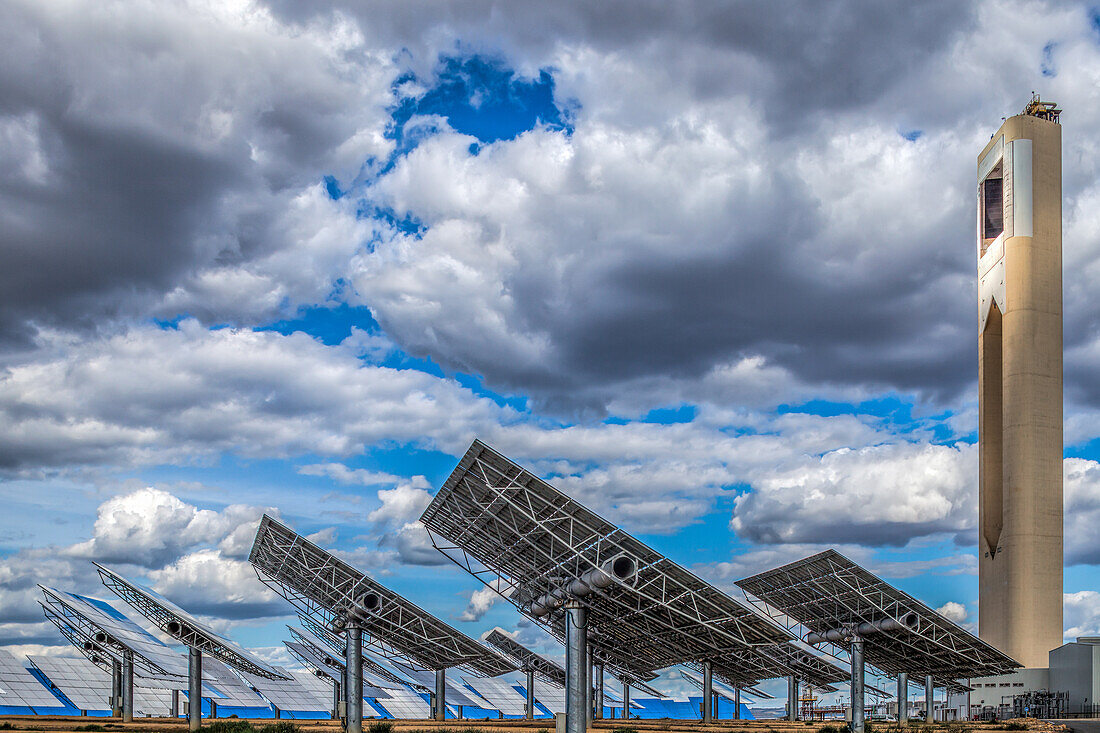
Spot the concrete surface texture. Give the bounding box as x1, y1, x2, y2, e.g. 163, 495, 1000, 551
977, 111, 1064, 670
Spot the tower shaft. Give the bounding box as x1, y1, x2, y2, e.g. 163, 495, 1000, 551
976, 104, 1063, 669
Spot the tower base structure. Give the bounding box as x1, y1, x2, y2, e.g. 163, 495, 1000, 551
959, 638, 1100, 720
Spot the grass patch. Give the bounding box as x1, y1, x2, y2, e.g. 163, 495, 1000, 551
256, 724, 299, 733
1001, 725, 1028, 732
73, 726, 107, 732
818, 727, 846, 733
0, 724, 15, 731
204, 721, 254, 733
367, 723, 394, 733
612, 728, 639, 733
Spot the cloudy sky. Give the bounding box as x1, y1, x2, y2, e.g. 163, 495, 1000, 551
2, 0, 1100, 700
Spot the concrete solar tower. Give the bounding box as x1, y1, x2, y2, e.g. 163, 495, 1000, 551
976, 95, 1063, 669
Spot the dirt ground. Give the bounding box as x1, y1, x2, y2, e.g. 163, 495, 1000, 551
0, 717, 1068, 733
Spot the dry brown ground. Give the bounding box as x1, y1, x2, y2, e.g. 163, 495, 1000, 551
0, 718, 1065, 733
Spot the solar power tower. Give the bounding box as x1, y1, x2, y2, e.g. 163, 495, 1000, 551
95, 563, 288, 731
421, 440, 850, 733
737, 550, 1020, 733
38, 585, 190, 720
248, 515, 515, 733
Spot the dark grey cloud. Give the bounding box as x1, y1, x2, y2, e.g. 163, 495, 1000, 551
267, 0, 972, 132
0, 106, 241, 348
350, 102, 981, 412
0, 0, 394, 348
0, 0, 1084, 416
545, 234, 974, 399
319, 1, 1090, 415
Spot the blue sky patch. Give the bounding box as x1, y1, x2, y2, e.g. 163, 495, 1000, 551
1042, 41, 1058, 77
381, 54, 573, 172
393, 55, 572, 143
777, 395, 956, 441
258, 303, 379, 346
323, 174, 344, 200
641, 403, 697, 424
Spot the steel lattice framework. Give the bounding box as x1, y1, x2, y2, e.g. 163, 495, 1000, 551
557, 617, 662, 681
481, 631, 656, 707
295, 609, 439, 678
38, 586, 188, 678
289, 620, 413, 688
422, 440, 832, 684
679, 668, 766, 702
484, 630, 566, 688
585, 644, 661, 686
38, 602, 115, 673
284, 640, 342, 681
389, 660, 487, 708
284, 637, 393, 698
612, 675, 665, 699
682, 661, 780, 699
294, 615, 346, 658
736, 550, 1020, 680
249, 514, 514, 677
94, 563, 286, 680
683, 640, 849, 691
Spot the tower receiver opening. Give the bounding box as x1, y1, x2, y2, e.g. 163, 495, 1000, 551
980, 162, 1004, 254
